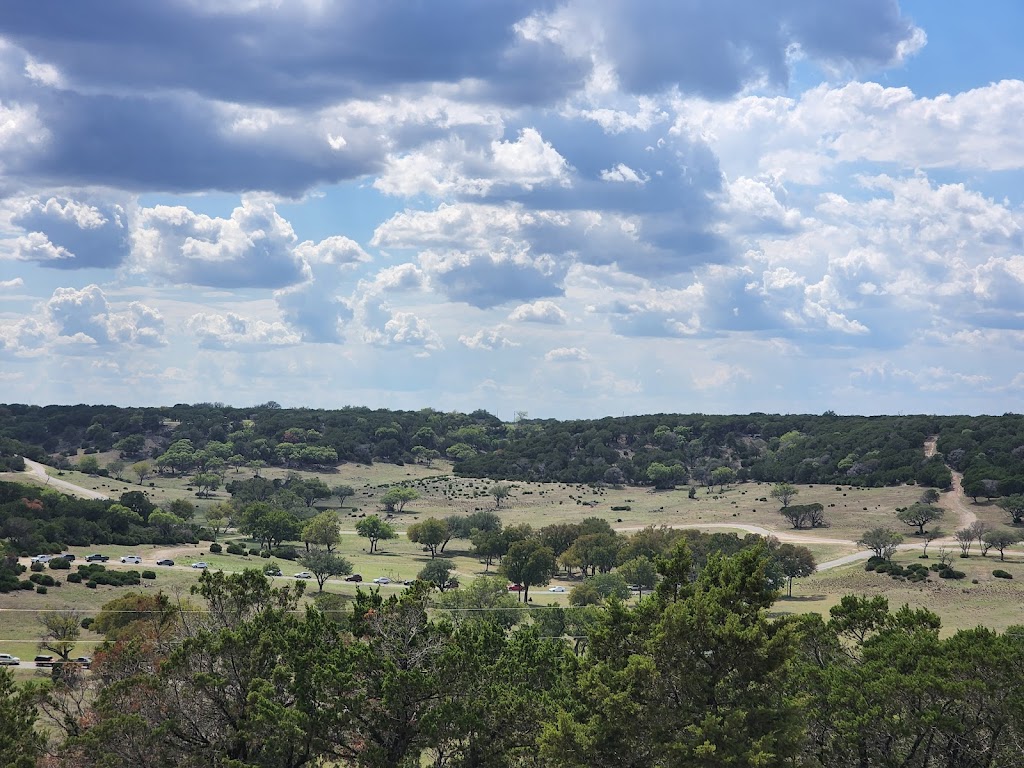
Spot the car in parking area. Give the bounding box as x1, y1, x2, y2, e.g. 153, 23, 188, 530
371, 576, 391, 584
294, 572, 312, 579
33, 655, 55, 668
155, 559, 175, 566
85, 553, 109, 562
59, 553, 76, 561
0, 654, 20, 666
507, 583, 522, 591
30, 554, 53, 563
72, 656, 92, 670
548, 586, 567, 593
190, 562, 208, 569
344, 574, 363, 582
120, 555, 142, 564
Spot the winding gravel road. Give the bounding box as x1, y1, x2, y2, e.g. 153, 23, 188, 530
22, 458, 109, 499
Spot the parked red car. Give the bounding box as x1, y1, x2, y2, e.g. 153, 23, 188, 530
507, 583, 522, 592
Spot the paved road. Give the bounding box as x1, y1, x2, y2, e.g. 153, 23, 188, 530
21, 458, 109, 499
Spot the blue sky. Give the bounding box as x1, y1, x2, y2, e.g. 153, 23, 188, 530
1, 1, 1023, 418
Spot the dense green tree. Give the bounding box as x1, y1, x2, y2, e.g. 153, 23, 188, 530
417, 558, 456, 591
380, 486, 420, 513
895, 502, 944, 534
355, 515, 397, 554
857, 527, 903, 560
301, 510, 341, 553
300, 549, 352, 591
998, 493, 1024, 524
501, 540, 555, 603
408, 517, 448, 558
773, 543, 817, 597
0, 667, 44, 768
618, 555, 658, 600
333, 484, 356, 508
710, 465, 736, 492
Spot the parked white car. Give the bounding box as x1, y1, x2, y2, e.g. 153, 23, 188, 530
0, 653, 20, 665
191, 562, 209, 569
30, 554, 53, 563
548, 586, 567, 593
372, 577, 391, 584
294, 572, 312, 579
120, 555, 142, 564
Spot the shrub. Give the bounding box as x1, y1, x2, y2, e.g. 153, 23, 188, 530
81, 617, 94, 629
48, 557, 71, 570
29, 573, 56, 586
939, 569, 966, 580
260, 550, 271, 559
36, 585, 47, 594
30, 562, 45, 572
86, 581, 97, 589
249, 548, 261, 556
141, 570, 156, 580
226, 543, 247, 555
993, 569, 1013, 579
209, 542, 223, 554
610, 505, 632, 512
66, 572, 82, 584
272, 545, 299, 561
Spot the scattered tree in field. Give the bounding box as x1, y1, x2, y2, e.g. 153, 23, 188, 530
355, 515, 396, 554
710, 466, 737, 492
302, 511, 341, 553
982, 530, 1022, 561
76, 454, 101, 475
417, 558, 456, 591
167, 498, 196, 521
106, 458, 126, 480
295, 477, 332, 508
954, 528, 974, 556
37, 609, 82, 663
489, 482, 513, 508
333, 485, 356, 509
770, 482, 799, 508
132, 460, 152, 485
858, 527, 903, 560
922, 529, 944, 557
919, 488, 941, 504
773, 543, 817, 597
471, 530, 507, 571
779, 503, 826, 530
407, 517, 448, 558
968, 521, 992, 553
300, 550, 352, 592
896, 503, 944, 535
238, 503, 300, 551
191, 472, 221, 498
501, 540, 555, 603
998, 494, 1024, 525
381, 486, 420, 513
646, 462, 684, 490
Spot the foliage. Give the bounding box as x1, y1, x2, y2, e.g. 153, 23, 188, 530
857, 527, 903, 560
407, 517, 448, 558
354, 514, 397, 554
0, 666, 45, 768
895, 502, 944, 534
417, 558, 456, 591
300, 549, 352, 591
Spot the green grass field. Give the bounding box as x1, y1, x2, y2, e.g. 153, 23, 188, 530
5, 459, 1024, 659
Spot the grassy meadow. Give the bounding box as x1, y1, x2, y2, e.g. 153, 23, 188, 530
5, 457, 1024, 662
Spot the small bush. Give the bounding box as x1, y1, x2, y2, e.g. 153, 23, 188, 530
30, 562, 45, 572
209, 542, 223, 554
272, 546, 299, 561
29, 573, 56, 587
48, 557, 71, 570
993, 569, 1013, 579
610, 505, 631, 512
249, 548, 261, 556
226, 543, 246, 555
81, 617, 94, 629
66, 573, 83, 583
86, 581, 97, 589
36, 585, 47, 594
959, 553, 970, 558
939, 569, 966, 580
260, 550, 271, 559
141, 570, 156, 580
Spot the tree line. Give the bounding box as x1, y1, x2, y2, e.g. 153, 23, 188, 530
8, 404, 1024, 491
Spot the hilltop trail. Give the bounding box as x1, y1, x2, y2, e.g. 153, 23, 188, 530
925, 435, 977, 531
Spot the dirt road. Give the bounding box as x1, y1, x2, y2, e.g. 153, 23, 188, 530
21, 458, 109, 499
